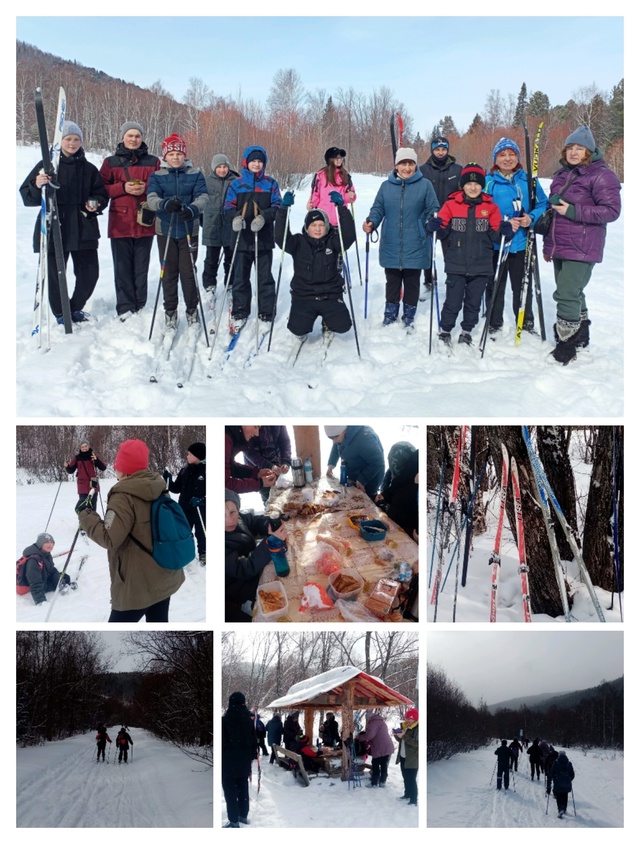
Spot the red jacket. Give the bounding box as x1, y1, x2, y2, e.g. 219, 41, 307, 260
438, 190, 503, 277
100, 144, 161, 238
225, 432, 261, 494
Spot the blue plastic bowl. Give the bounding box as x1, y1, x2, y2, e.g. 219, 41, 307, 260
359, 519, 387, 542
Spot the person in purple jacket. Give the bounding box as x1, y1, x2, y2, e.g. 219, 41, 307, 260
542, 126, 621, 364
358, 712, 395, 788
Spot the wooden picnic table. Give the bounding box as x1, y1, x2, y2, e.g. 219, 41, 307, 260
253, 477, 417, 622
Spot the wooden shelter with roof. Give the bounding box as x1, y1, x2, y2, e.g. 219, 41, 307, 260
267, 666, 414, 780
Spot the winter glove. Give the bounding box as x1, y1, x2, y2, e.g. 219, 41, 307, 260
329, 190, 344, 206
232, 215, 246, 232
164, 198, 183, 213
281, 191, 295, 207
499, 220, 515, 240
162, 469, 172, 483
90, 477, 99, 489
75, 494, 94, 514
190, 496, 205, 508
61, 573, 72, 586
178, 204, 196, 221
426, 216, 443, 233
250, 214, 265, 232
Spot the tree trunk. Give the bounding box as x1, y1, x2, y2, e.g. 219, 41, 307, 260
536, 426, 577, 562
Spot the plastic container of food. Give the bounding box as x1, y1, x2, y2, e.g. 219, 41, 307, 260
257, 581, 289, 621
347, 513, 368, 530
328, 568, 364, 602
359, 519, 388, 541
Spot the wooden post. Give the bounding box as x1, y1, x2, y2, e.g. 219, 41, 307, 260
293, 426, 322, 480
304, 708, 315, 744
342, 680, 355, 781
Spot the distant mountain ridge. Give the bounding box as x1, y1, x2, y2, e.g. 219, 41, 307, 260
488, 676, 623, 714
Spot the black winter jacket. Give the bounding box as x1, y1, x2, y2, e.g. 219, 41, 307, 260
21, 543, 61, 605
275, 204, 355, 299
20, 149, 108, 253
419, 154, 463, 206
168, 461, 206, 512
225, 512, 272, 602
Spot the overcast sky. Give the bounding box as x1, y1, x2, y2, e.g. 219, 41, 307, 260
15, 12, 623, 139
428, 631, 623, 706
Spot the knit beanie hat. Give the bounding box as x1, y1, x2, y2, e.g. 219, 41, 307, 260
431, 136, 449, 150
188, 442, 206, 460
493, 138, 521, 161
325, 146, 346, 163
246, 149, 266, 164
395, 147, 418, 165
62, 121, 83, 143
225, 488, 241, 509
36, 532, 55, 548
229, 691, 246, 706
304, 209, 330, 233
211, 153, 231, 171
114, 439, 149, 474
324, 425, 347, 438
120, 121, 144, 138
565, 125, 596, 152
405, 708, 419, 721
162, 133, 187, 158
460, 163, 486, 189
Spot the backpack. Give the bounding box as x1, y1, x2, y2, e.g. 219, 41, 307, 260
129, 492, 195, 569
16, 554, 42, 595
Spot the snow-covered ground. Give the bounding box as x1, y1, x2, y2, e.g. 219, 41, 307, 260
16, 477, 206, 622
220, 746, 418, 828
427, 745, 622, 827
17, 728, 212, 827
16, 145, 624, 417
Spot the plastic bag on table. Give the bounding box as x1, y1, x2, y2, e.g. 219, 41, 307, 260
334, 598, 380, 623
309, 540, 343, 576
275, 473, 293, 489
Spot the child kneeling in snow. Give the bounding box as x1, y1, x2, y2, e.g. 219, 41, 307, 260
428, 163, 513, 347
275, 190, 354, 339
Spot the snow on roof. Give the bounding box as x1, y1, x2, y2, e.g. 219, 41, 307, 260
267, 665, 413, 709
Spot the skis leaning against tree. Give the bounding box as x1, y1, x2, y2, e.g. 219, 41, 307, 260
489, 443, 510, 622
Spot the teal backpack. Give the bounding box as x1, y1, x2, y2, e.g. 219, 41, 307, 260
130, 492, 195, 570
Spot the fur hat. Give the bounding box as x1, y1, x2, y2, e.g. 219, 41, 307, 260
113, 439, 149, 474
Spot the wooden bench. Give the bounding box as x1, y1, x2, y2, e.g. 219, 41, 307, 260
272, 744, 311, 786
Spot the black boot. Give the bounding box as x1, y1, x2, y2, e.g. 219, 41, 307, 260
551, 318, 580, 365
575, 311, 591, 349
383, 302, 400, 326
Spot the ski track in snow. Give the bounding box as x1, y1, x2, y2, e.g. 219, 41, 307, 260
16, 147, 624, 417
17, 730, 212, 827
427, 746, 622, 827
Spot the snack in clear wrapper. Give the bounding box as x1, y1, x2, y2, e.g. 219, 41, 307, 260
364, 578, 401, 619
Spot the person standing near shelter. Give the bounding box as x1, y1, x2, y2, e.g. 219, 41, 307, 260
359, 712, 395, 788
324, 425, 385, 499
222, 692, 257, 827
100, 121, 161, 320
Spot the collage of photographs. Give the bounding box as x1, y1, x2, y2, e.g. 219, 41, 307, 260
13, 10, 625, 839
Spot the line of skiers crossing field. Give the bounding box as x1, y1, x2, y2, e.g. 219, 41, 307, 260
95, 725, 134, 764
492, 738, 576, 818
22, 87, 621, 369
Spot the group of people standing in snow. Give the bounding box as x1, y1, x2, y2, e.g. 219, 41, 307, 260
493, 737, 575, 818
95, 725, 133, 764
18, 438, 205, 621
21, 121, 620, 366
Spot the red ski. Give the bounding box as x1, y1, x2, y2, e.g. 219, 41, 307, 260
489, 444, 510, 622
510, 457, 532, 622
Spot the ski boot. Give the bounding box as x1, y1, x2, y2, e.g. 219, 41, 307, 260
164, 310, 177, 331
230, 315, 247, 335
199, 554, 206, 566
71, 310, 90, 323
439, 330, 452, 347
402, 304, 417, 332
186, 308, 199, 326
458, 331, 472, 346
258, 313, 273, 323
119, 310, 134, 323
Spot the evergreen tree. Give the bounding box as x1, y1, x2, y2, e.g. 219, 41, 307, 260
513, 82, 528, 127
527, 90, 551, 116
609, 79, 624, 140
441, 115, 458, 137
468, 113, 483, 134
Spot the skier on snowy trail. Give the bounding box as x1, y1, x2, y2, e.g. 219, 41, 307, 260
494, 739, 512, 790
96, 725, 112, 762
527, 737, 544, 780
547, 750, 575, 818
509, 737, 523, 771
116, 726, 133, 763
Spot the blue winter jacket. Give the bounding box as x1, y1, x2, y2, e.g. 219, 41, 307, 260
147, 160, 209, 239
224, 145, 282, 252
328, 426, 385, 498
367, 170, 439, 269
483, 168, 548, 253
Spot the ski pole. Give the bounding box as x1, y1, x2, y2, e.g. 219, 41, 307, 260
45, 475, 64, 531
571, 787, 576, 816
364, 233, 370, 319
489, 759, 497, 786
268, 200, 292, 351
44, 521, 84, 622
545, 790, 550, 815
479, 222, 510, 357
335, 205, 361, 359
209, 202, 247, 358
70, 554, 87, 590
196, 505, 206, 537
185, 227, 210, 347
349, 202, 363, 285
428, 450, 446, 589
253, 201, 260, 357
429, 213, 440, 353
149, 212, 176, 341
